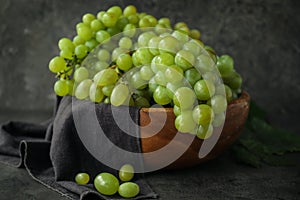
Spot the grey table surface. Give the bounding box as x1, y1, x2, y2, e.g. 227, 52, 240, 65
0, 112, 299, 200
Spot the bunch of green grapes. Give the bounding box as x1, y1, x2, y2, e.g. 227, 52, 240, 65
48, 5, 242, 139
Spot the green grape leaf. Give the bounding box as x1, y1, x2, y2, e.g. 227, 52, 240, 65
232, 100, 300, 167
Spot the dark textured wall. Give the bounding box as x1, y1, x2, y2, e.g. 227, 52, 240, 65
1, 0, 300, 133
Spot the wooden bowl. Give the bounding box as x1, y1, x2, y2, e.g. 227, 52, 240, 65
140, 91, 250, 170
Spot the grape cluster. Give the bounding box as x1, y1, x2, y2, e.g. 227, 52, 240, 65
75, 164, 139, 198
48, 5, 242, 139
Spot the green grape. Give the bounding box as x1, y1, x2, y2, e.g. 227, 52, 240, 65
135, 48, 153, 65
177, 26, 190, 34
185, 68, 201, 86
158, 17, 171, 26
82, 13, 96, 25
75, 79, 93, 100
54, 79, 69, 96
148, 36, 162, 55
148, 78, 158, 93
224, 85, 233, 102
101, 12, 118, 27
195, 54, 215, 73
189, 29, 201, 39
135, 96, 150, 107
139, 17, 152, 28
192, 104, 214, 126
158, 36, 181, 54
118, 182, 140, 198
104, 97, 110, 104
128, 14, 139, 25
123, 24, 136, 37
85, 39, 98, 51
58, 38, 75, 52
94, 173, 119, 196
144, 15, 158, 26
205, 46, 217, 63
175, 110, 197, 133
215, 84, 232, 102
60, 49, 73, 60
75, 44, 89, 59
165, 65, 184, 83
138, 12, 147, 19
119, 37, 132, 49
116, 17, 129, 30
166, 82, 184, 99
183, 40, 201, 57
94, 69, 118, 86
91, 19, 105, 32
94, 61, 109, 72
151, 53, 174, 72
97, 49, 110, 62
172, 30, 189, 44
89, 82, 104, 103
154, 71, 167, 86
138, 31, 156, 47
209, 95, 227, 114
112, 47, 127, 61
131, 72, 147, 89
197, 124, 213, 139
223, 72, 242, 90
111, 84, 130, 106
155, 24, 168, 35
97, 11, 105, 20
107, 6, 122, 18
140, 65, 154, 81
49, 56, 67, 73
123, 5, 137, 17
96, 30, 111, 44
202, 71, 218, 84
131, 52, 141, 67
174, 22, 188, 30
194, 79, 215, 100
213, 112, 225, 127
217, 55, 234, 76
73, 35, 85, 46
116, 54, 133, 71
119, 164, 134, 182
75, 173, 90, 185
74, 67, 89, 83
173, 105, 181, 116
153, 85, 171, 105
175, 50, 195, 71
77, 25, 93, 41
66, 79, 75, 95
106, 26, 120, 36
76, 22, 86, 30
102, 84, 114, 96
173, 87, 196, 110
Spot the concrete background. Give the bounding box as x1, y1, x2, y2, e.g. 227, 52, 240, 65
0, 0, 300, 134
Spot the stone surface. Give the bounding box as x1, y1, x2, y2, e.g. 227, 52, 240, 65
0, 124, 299, 200
0, 0, 299, 134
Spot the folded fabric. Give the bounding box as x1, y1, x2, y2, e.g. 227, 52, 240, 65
0, 96, 158, 200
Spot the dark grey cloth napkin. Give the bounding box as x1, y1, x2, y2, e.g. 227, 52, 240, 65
0, 96, 158, 200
